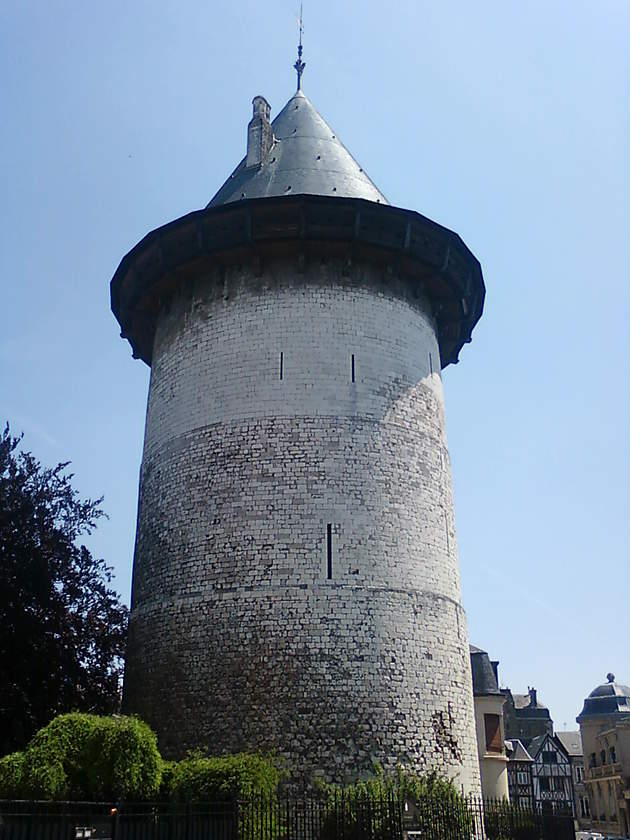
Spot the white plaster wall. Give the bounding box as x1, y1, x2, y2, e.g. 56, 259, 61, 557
474, 695, 510, 799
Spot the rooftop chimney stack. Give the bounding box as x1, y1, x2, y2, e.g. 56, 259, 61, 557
529, 687, 537, 707
246, 95, 273, 168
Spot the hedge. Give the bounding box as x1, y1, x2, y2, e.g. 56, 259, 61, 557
3, 714, 463, 813
0, 714, 280, 803
0, 752, 25, 799
1, 713, 161, 800
168, 752, 282, 801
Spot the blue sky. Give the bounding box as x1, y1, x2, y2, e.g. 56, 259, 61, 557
2, 1, 628, 735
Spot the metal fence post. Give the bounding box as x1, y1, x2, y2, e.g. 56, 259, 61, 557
232, 795, 239, 840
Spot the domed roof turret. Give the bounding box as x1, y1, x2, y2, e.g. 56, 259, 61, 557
577, 673, 630, 721
208, 90, 387, 208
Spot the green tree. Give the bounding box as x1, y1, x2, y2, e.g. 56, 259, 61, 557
0, 423, 128, 755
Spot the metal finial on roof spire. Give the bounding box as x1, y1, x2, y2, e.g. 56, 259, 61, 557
293, 2, 305, 91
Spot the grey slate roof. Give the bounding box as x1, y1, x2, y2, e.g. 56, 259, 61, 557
556, 730, 582, 757
208, 90, 388, 208
588, 679, 630, 699
527, 734, 547, 757
527, 733, 570, 762
577, 677, 630, 720
505, 739, 533, 762
469, 646, 501, 696
512, 693, 548, 710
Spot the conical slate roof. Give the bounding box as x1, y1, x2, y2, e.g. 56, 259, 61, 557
469, 646, 501, 696
208, 90, 387, 207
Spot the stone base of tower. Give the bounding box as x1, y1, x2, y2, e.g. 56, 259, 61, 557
123, 585, 480, 791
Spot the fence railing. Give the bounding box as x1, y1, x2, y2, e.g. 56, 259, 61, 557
0, 795, 576, 840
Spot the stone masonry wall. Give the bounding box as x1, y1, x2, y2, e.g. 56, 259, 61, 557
123, 255, 480, 791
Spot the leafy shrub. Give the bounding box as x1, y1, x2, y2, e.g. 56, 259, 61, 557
167, 753, 283, 840
0, 752, 26, 798
319, 768, 474, 840
24, 712, 98, 799
87, 714, 161, 800
0, 713, 280, 805
158, 760, 178, 801
168, 752, 281, 802
17, 712, 161, 800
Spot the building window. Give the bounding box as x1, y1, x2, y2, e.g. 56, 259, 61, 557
541, 776, 562, 793
517, 771, 529, 785
600, 750, 607, 765
484, 714, 502, 753
590, 752, 597, 768
542, 750, 557, 764
575, 765, 584, 783
609, 746, 617, 764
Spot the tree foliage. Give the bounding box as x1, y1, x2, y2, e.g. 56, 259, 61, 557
0, 423, 128, 754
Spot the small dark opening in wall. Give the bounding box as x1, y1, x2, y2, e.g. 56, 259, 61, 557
429, 352, 433, 375
327, 524, 333, 579
351, 354, 355, 383
279, 352, 284, 380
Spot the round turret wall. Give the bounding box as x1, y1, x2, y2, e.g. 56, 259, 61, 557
123, 253, 480, 790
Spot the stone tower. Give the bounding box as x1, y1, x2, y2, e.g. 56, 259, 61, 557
112, 85, 485, 789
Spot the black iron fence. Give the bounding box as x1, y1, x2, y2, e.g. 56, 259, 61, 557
0, 795, 576, 840
468, 798, 575, 840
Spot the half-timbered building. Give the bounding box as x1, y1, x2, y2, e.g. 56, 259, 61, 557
505, 738, 535, 808
528, 733, 574, 814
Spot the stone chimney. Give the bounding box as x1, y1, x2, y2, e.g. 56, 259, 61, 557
246, 95, 273, 168
529, 687, 537, 707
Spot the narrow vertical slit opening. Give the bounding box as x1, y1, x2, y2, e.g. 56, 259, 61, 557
429, 352, 433, 375
445, 511, 450, 552
351, 354, 355, 383
279, 351, 283, 380
326, 524, 333, 579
